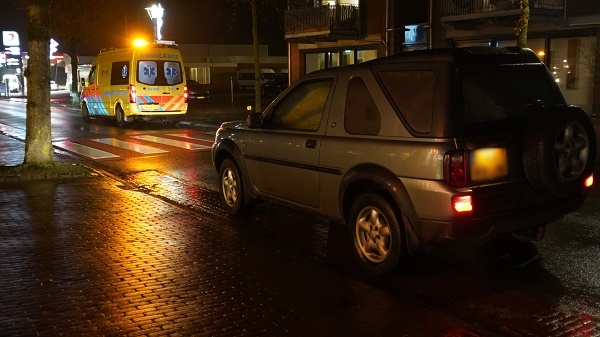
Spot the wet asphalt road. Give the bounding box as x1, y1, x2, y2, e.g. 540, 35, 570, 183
1, 93, 600, 336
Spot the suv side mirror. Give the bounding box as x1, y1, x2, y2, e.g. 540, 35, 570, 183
247, 112, 264, 129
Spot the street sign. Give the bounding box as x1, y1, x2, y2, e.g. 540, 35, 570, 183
2, 31, 20, 47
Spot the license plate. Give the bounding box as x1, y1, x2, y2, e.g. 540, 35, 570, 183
470, 147, 508, 181
140, 104, 159, 111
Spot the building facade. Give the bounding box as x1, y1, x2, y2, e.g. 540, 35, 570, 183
284, 0, 600, 116
435, 0, 600, 115
284, 0, 424, 82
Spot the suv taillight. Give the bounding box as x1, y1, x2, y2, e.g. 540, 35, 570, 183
445, 150, 467, 188
129, 84, 136, 103
585, 174, 594, 188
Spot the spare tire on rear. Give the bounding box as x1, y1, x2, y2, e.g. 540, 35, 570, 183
522, 105, 596, 198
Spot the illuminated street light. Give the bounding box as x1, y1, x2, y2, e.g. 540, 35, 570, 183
145, 3, 164, 41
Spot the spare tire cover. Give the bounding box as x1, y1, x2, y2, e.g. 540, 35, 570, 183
522, 105, 597, 198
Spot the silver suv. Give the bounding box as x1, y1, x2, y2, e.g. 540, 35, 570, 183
212, 47, 596, 275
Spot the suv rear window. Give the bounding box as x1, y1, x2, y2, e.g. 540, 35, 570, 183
462, 65, 563, 124
377, 70, 434, 134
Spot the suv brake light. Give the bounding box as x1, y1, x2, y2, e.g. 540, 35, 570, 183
585, 174, 593, 188
452, 195, 473, 213
445, 150, 467, 188
129, 84, 136, 103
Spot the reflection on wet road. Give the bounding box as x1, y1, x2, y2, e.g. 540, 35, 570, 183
0, 177, 483, 336
122, 165, 600, 336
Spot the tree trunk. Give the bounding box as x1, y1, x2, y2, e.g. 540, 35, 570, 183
24, 0, 53, 164
517, 0, 530, 48
252, 0, 262, 112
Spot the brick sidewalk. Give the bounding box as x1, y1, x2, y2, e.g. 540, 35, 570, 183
0, 177, 486, 337
0, 133, 487, 336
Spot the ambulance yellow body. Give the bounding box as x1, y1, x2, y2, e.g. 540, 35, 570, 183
81, 41, 188, 127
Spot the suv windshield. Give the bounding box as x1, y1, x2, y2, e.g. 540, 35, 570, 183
462, 65, 563, 124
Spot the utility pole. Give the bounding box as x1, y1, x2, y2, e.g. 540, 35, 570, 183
252, 0, 261, 112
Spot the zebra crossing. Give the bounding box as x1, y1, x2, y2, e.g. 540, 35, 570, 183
53, 132, 213, 160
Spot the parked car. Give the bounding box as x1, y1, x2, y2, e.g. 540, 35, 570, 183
261, 75, 289, 97
212, 47, 597, 275
186, 80, 210, 100
236, 68, 277, 91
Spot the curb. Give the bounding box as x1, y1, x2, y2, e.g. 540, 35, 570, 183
0, 170, 101, 183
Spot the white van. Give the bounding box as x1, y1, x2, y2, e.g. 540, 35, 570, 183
235, 68, 277, 91
80, 41, 187, 127
3, 74, 20, 93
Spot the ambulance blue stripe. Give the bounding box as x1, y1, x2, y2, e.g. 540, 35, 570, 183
86, 95, 109, 116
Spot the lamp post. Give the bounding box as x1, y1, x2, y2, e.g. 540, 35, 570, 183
145, 3, 164, 41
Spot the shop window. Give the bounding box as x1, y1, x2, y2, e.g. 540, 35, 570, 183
550, 36, 596, 112
566, 39, 580, 89
187, 67, 211, 84
305, 49, 377, 74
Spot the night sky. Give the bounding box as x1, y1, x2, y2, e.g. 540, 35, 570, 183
0, 0, 286, 56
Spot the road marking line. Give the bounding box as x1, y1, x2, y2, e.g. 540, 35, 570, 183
166, 133, 212, 141
131, 135, 211, 150
91, 138, 168, 154
54, 141, 119, 159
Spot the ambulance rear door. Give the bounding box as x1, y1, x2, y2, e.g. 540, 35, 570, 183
134, 52, 186, 114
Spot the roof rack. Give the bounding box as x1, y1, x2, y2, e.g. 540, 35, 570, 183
155, 40, 176, 45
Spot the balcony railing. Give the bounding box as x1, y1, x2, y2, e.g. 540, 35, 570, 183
285, 5, 361, 38
440, 0, 563, 16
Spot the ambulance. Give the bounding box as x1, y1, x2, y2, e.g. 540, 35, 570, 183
80, 41, 188, 127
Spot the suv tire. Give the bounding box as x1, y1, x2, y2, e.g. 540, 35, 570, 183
348, 193, 404, 275
219, 158, 249, 215
523, 106, 596, 197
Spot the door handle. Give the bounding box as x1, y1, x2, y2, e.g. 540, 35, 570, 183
306, 139, 317, 149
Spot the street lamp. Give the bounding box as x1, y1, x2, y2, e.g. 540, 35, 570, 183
145, 3, 164, 41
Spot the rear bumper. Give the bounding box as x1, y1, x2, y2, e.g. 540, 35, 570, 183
418, 193, 587, 241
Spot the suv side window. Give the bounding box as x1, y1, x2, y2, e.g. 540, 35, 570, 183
378, 71, 434, 134
268, 78, 333, 132
345, 76, 381, 135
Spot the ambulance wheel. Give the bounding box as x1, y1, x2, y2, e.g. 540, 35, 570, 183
82, 103, 91, 123
115, 105, 128, 128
